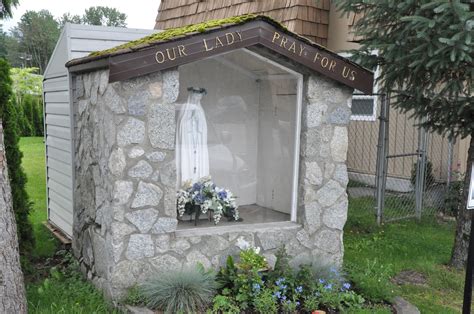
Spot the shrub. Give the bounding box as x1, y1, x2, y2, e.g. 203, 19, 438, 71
411, 159, 435, 187
444, 178, 463, 217
140, 265, 217, 313
0, 59, 35, 255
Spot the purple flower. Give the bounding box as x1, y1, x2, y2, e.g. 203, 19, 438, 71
281, 295, 287, 301
295, 286, 303, 293
296, 301, 300, 306
324, 283, 333, 290
342, 283, 351, 291
318, 278, 325, 284
273, 291, 282, 299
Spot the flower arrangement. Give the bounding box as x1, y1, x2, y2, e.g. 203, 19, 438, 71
177, 176, 239, 225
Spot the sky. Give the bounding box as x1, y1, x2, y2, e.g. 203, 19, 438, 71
2, 0, 161, 32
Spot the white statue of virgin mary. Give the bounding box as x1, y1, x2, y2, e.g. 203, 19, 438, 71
176, 88, 210, 188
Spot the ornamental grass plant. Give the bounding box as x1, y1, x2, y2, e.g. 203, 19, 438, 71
140, 265, 217, 313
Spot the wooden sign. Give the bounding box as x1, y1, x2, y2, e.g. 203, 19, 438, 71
106, 20, 373, 94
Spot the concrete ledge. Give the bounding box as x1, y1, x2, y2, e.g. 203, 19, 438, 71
175, 221, 301, 237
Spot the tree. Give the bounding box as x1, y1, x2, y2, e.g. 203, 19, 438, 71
0, 0, 18, 19
0, 121, 27, 313
58, 12, 82, 28
334, 0, 473, 269
10, 67, 42, 104
11, 10, 60, 73
0, 59, 34, 254
82, 6, 127, 27
0, 60, 28, 312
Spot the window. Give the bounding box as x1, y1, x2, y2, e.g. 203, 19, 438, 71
351, 94, 377, 121
339, 52, 379, 121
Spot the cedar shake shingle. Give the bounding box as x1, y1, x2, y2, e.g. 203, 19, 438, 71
154, 0, 330, 46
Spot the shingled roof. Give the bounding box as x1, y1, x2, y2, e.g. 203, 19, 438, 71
155, 0, 331, 46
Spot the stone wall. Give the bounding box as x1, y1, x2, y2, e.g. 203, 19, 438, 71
72, 65, 352, 300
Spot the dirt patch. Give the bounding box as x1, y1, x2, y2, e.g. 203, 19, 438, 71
391, 270, 427, 286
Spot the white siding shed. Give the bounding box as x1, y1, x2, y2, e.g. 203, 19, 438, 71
43, 23, 157, 238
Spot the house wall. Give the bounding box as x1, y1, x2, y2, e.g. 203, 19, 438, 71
72, 65, 353, 299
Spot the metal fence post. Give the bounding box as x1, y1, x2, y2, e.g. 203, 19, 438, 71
375, 93, 389, 225
415, 120, 428, 220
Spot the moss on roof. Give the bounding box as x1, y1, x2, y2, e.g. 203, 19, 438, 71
89, 14, 281, 57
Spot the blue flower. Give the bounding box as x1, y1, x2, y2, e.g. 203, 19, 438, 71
295, 286, 303, 293
324, 283, 333, 290
192, 182, 202, 191
281, 295, 287, 301
252, 283, 261, 291
296, 301, 300, 306
218, 190, 227, 200
276, 277, 285, 285
273, 291, 282, 299
342, 283, 351, 291
318, 278, 325, 284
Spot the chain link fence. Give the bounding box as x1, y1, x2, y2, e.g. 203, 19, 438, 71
347, 94, 457, 224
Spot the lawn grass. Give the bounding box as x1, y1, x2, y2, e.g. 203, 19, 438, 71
19, 137, 115, 313
19, 137, 57, 258
345, 196, 464, 313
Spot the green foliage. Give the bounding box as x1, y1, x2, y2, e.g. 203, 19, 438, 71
444, 178, 464, 216
214, 246, 367, 313
0, 59, 35, 255
208, 295, 240, 314
345, 197, 463, 312
253, 288, 278, 314
82, 6, 127, 27
59, 6, 127, 28
11, 10, 60, 73
140, 265, 217, 313
123, 286, 147, 307
27, 253, 117, 314
10, 67, 42, 98
410, 159, 435, 187
334, 0, 473, 138
0, 0, 19, 19
58, 12, 82, 27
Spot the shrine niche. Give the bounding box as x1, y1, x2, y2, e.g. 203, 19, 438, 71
66, 15, 373, 299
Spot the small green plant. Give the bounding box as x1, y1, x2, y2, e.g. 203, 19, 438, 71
208, 295, 240, 314
253, 288, 278, 314
303, 294, 320, 312
124, 285, 146, 306
140, 265, 217, 313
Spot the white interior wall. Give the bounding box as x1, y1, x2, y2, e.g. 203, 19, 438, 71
256, 78, 297, 214
178, 52, 298, 214
178, 58, 259, 205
